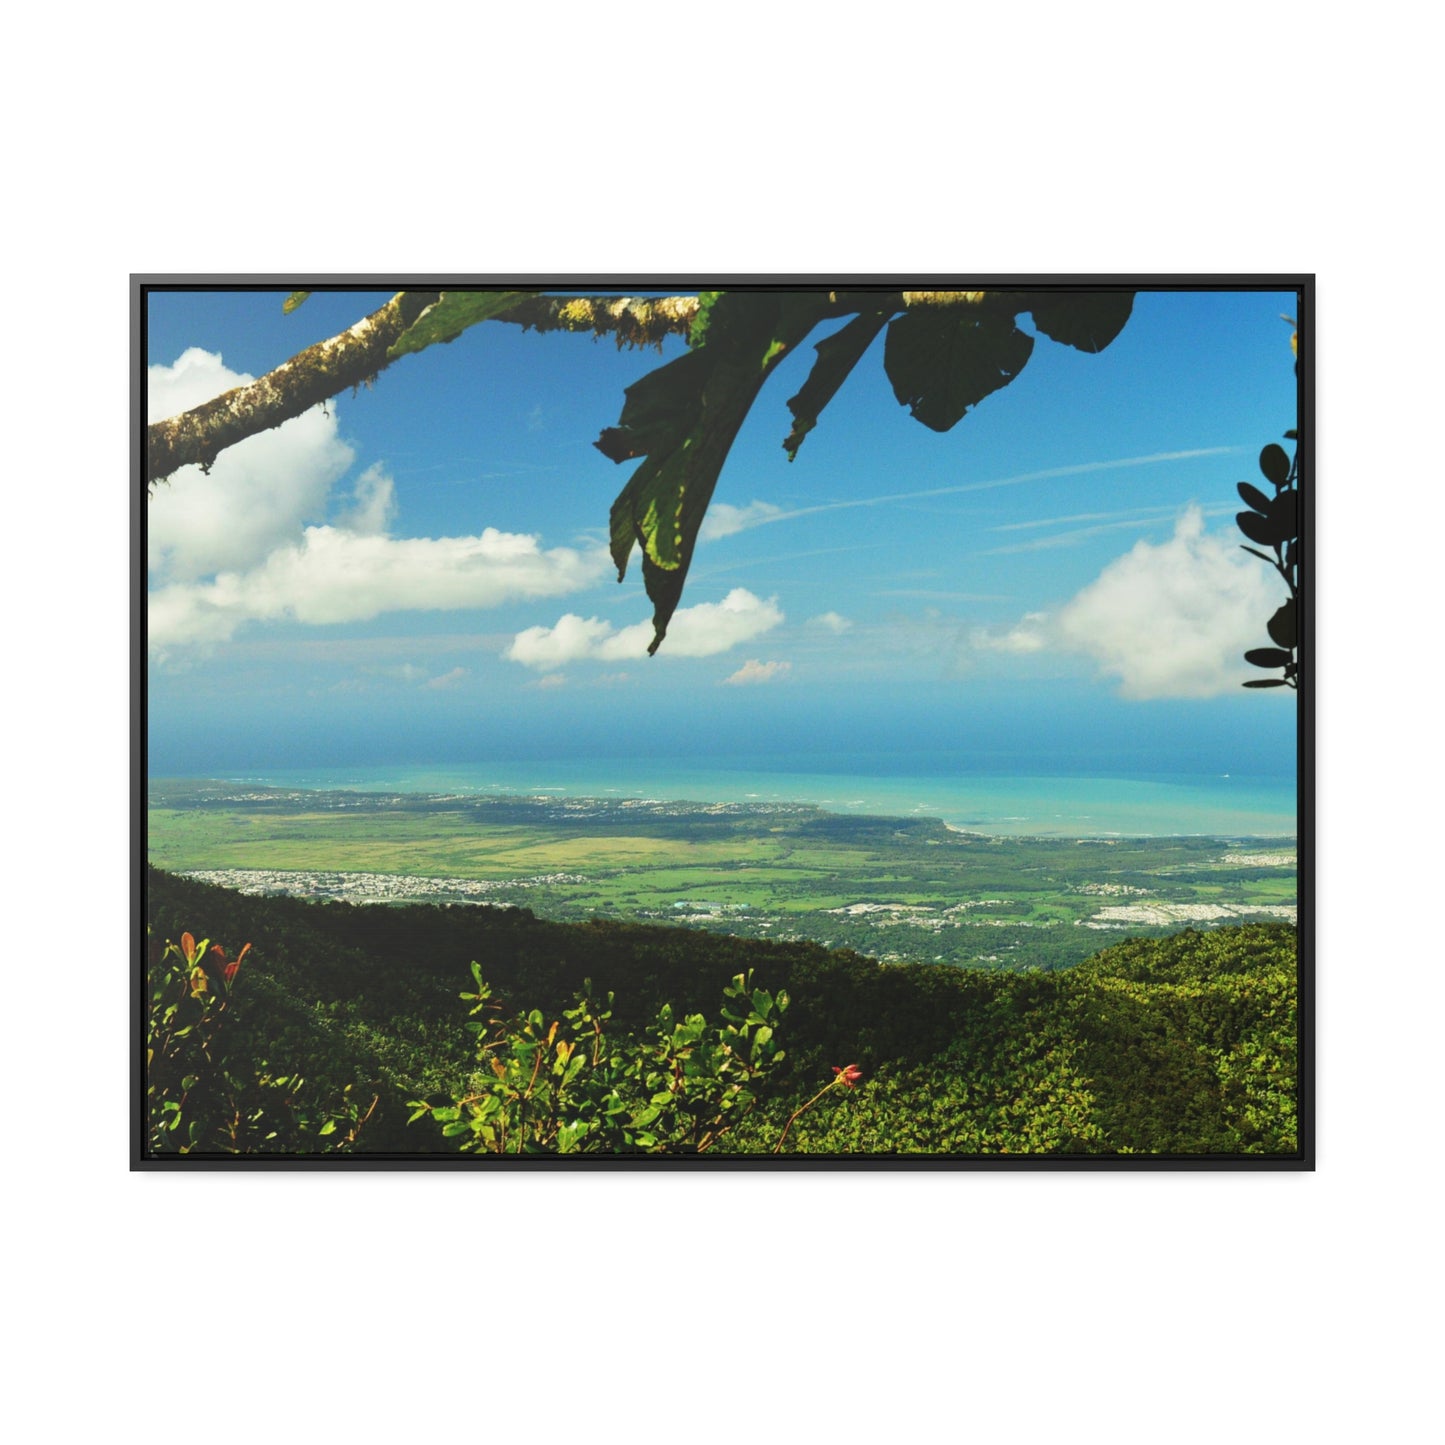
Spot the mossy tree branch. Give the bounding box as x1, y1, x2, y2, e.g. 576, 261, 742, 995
145, 287, 1128, 492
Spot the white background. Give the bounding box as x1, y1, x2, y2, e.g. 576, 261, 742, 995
6, 5, 1433, 1441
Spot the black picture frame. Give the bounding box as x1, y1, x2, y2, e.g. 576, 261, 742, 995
134, 275, 1312, 1170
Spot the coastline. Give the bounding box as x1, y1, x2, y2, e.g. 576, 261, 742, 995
162, 761, 1298, 841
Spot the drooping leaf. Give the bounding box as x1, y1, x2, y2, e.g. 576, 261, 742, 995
1237, 481, 1272, 514
782, 310, 892, 460
596, 348, 712, 465
1259, 443, 1292, 487
1028, 292, 1135, 352
884, 307, 1035, 432
602, 292, 831, 651
1267, 600, 1297, 649
282, 291, 312, 314
1245, 647, 1293, 669
386, 290, 533, 360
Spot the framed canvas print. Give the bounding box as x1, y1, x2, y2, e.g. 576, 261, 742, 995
135, 277, 1310, 1168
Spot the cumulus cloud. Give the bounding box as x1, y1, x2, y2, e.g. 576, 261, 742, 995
147, 348, 615, 659
149, 349, 356, 582
1055, 508, 1284, 698
807, 611, 853, 634
506, 588, 784, 671
722, 659, 791, 686
971, 507, 1283, 699
151, 526, 611, 654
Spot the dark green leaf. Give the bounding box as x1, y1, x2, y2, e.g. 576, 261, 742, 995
884, 308, 1034, 431
1267, 600, 1297, 648
1237, 510, 1289, 547
1243, 678, 1287, 688
1283, 429, 1298, 441
596, 348, 712, 465
782, 310, 892, 460
1259, 443, 1291, 487
1237, 481, 1272, 514
387, 290, 533, 360
1027, 292, 1135, 352
1269, 489, 1297, 538
282, 291, 311, 314
603, 293, 829, 650
1245, 647, 1293, 668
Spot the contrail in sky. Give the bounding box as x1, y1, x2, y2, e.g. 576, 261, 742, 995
724, 447, 1241, 531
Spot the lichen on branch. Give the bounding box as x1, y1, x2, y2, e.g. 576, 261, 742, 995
146, 290, 440, 487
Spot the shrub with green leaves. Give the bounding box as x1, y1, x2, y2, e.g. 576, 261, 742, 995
409, 966, 789, 1154
146, 931, 375, 1155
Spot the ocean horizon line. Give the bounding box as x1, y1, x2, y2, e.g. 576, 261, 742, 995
153, 758, 1298, 842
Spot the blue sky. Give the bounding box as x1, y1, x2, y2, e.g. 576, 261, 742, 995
146, 286, 1299, 778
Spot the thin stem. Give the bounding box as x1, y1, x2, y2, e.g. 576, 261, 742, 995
773, 1078, 843, 1155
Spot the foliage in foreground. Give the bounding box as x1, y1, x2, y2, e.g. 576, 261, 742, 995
143, 868, 1298, 1158
146, 931, 375, 1154
407, 967, 790, 1154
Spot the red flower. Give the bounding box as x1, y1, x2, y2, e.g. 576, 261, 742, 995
832, 1063, 863, 1088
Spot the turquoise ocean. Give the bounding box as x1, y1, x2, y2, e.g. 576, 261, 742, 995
224, 757, 1297, 839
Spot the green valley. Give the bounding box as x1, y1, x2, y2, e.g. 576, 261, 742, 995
149, 779, 1297, 974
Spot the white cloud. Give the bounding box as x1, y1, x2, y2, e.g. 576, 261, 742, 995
149, 349, 356, 582
971, 507, 1283, 699
334, 463, 396, 536
971, 612, 1050, 654
150, 527, 611, 654
722, 659, 791, 686
506, 588, 784, 671
807, 611, 853, 634
699, 501, 784, 540
506, 613, 617, 671
147, 348, 615, 659
1055, 507, 1282, 697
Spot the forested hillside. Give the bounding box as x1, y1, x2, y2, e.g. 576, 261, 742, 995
144, 866, 1298, 1159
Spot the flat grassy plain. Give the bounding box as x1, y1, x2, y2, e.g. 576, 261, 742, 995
149, 779, 1298, 972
